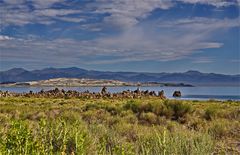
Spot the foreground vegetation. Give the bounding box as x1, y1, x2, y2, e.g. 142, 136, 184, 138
0, 97, 239, 154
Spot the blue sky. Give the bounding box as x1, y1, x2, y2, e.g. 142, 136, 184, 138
0, 0, 239, 74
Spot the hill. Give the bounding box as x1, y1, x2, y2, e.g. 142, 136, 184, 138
0, 67, 239, 86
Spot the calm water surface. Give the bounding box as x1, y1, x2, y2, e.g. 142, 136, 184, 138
0, 86, 240, 101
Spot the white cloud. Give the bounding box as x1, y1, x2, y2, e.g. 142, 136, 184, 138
190, 57, 214, 64
0, 1, 85, 27
94, 0, 173, 29
0, 0, 239, 66
178, 0, 239, 7
0, 17, 238, 65
33, 9, 85, 23
0, 35, 14, 41
34, 9, 82, 17
91, 0, 239, 29
103, 14, 138, 29
30, 0, 64, 9
0, 0, 238, 28
157, 17, 240, 38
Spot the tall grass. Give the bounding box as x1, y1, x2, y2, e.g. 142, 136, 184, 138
0, 120, 215, 155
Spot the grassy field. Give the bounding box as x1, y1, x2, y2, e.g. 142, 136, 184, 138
0, 97, 239, 155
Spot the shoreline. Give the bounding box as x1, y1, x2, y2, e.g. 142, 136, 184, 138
1, 88, 239, 101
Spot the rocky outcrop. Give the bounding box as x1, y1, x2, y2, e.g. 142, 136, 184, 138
0, 87, 168, 99
101, 86, 107, 95
158, 90, 165, 98
173, 91, 181, 97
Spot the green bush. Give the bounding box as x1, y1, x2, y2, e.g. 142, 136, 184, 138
83, 103, 101, 111
104, 105, 120, 115
208, 122, 227, 139
164, 100, 192, 120
0, 121, 36, 154
139, 112, 158, 124
123, 100, 139, 113
138, 102, 153, 113
159, 104, 174, 119
204, 107, 217, 121
0, 119, 92, 154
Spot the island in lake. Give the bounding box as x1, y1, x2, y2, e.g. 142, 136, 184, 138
0, 78, 194, 87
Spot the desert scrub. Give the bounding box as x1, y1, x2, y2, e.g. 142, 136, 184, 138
139, 112, 158, 124
204, 106, 217, 120
0, 120, 38, 154
0, 119, 92, 154
123, 100, 193, 122
123, 100, 140, 113
0, 97, 239, 154
97, 132, 135, 155
163, 100, 193, 120
136, 128, 214, 155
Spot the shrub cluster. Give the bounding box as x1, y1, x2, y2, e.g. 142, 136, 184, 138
123, 100, 193, 123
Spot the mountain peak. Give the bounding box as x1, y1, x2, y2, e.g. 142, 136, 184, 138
62, 67, 87, 71
6, 68, 28, 73
185, 70, 202, 74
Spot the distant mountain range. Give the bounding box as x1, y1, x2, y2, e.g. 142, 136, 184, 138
0, 67, 239, 86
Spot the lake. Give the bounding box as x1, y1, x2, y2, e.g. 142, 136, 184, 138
1, 86, 240, 101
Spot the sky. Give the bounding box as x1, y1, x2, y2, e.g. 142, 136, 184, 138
0, 0, 239, 74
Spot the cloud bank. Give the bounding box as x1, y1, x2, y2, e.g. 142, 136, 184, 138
0, 0, 239, 67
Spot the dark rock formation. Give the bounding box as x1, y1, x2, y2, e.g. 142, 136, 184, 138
0, 87, 169, 99
173, 91, 181, 97
158, 90, 166, 99
101, 86, 107, 94
134, 87, 141, 94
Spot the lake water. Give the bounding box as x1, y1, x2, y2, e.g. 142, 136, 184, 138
1, 86, 240, 101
